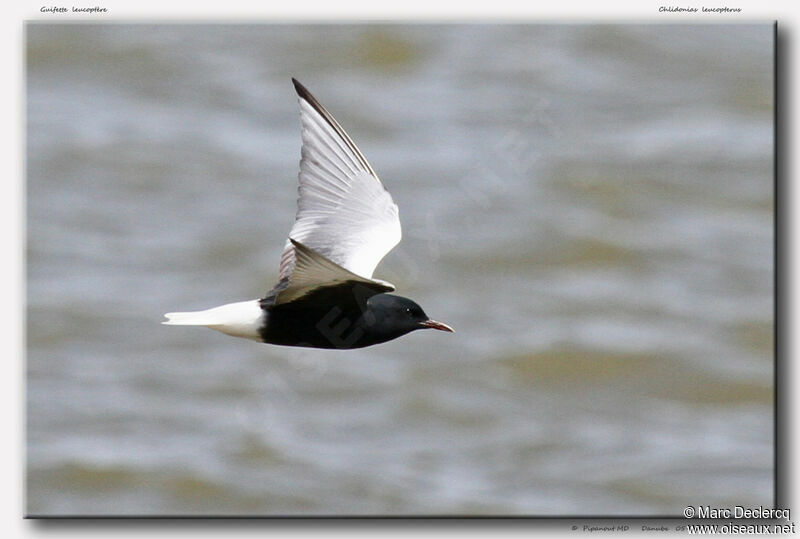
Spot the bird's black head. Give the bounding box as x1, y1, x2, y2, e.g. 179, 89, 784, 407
362, 294, 454, 342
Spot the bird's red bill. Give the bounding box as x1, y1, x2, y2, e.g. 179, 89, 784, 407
419, 319, 455, 332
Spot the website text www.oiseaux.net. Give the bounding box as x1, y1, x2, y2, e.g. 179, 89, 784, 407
686, 522, 795, 534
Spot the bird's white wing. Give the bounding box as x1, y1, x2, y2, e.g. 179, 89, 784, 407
277, 79, 402, 286
274, 239, 395, 305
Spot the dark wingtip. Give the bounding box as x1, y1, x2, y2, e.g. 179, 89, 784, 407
291, 78, 312, 101
291, 78, 325, 115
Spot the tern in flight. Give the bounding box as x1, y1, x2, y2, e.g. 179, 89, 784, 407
163, 79, 453, 349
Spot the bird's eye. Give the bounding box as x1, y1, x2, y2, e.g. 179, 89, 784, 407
405, 307, 413, 315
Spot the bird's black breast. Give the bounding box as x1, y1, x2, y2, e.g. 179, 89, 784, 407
259, 281, 387, 349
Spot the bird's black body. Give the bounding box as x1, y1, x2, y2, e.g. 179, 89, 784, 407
259, 284, 431, 349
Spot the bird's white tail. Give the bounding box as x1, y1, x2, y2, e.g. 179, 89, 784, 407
163, 299, 264, 341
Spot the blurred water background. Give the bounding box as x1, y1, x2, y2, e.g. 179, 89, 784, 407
26, 23, 774, 516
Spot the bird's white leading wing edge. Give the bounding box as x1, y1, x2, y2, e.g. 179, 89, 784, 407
276, 80, 402, 289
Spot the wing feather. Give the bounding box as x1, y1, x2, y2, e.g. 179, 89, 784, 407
268, 79, 402, 304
